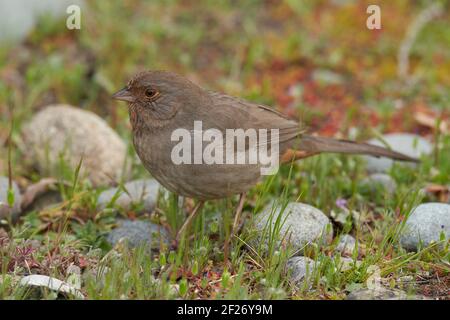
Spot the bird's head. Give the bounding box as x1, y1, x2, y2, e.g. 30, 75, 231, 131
113, 70, 205, 125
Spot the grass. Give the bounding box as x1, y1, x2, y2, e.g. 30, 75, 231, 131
0, 1, 449, 300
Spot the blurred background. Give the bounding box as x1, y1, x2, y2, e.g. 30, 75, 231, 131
1, 1, 449, 138
0, 0, 449, 300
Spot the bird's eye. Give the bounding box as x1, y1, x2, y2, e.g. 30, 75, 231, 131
145, 88, 159, 99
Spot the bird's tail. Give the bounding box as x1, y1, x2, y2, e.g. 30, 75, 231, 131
295, 135, 419, 162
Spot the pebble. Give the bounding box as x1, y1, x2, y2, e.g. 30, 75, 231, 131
399, 203, 450, 251
286, 256, 315, 285
97, 179, 160, 214
254, 202, 333, 250
19, 274, 84, 299
363, 133, 432, 173
106, 220, 170, 250
335, 234, 357, 256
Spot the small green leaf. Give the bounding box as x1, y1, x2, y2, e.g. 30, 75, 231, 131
179, 278, 188, 296
159, 252, 166, 266
191, 261, 199, 275
222, 270, 230, 288
7, 188, 15, 207
210, 220, 218, 233
168, 251, 176, 264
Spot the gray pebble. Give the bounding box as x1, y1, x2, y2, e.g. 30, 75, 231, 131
97, 179, 160, 214
0, 176, 22, 221
255, 202, 333, 250
399, 203, 450, 251
106, 220, 170, 249
286, 256, 315, 285
336, 234, 357, 256
363, 133, 432, 173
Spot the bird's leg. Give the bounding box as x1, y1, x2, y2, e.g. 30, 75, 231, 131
223, 192, 247, 266
175, 200, 205, 245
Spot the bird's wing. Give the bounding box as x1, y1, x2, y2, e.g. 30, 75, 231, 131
203, 91, 303, 145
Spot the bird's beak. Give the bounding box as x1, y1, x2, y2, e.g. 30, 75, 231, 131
112, 87, 135, 102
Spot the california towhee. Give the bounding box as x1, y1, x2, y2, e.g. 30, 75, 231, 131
113, 70, 417, 251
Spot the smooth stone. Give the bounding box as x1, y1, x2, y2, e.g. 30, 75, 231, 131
255, 202, 333, 250
286, 256, 315, 285
336, 234, 357, 256
346, 288, 427, 300
0, 176, 22, 221
19, 275, 84, 299
21, 105, 128, 187
360, 173, 397, 194
399, 203, 450, 251
363, 133, 432, 173
97, 179, 160, 214
106, 220, 170, 249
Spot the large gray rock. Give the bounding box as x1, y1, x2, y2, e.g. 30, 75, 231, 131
363, 133, 432, 173
0, 176, 22, 221
97, 179, 160, 214
255, 202, 333, 250
106, 220, 170, 249
21, 105, 128, 187
400, 203, 450, 251
286, 256, 315, 285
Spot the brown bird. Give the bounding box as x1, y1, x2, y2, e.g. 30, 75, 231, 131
113, 70, 418, 258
